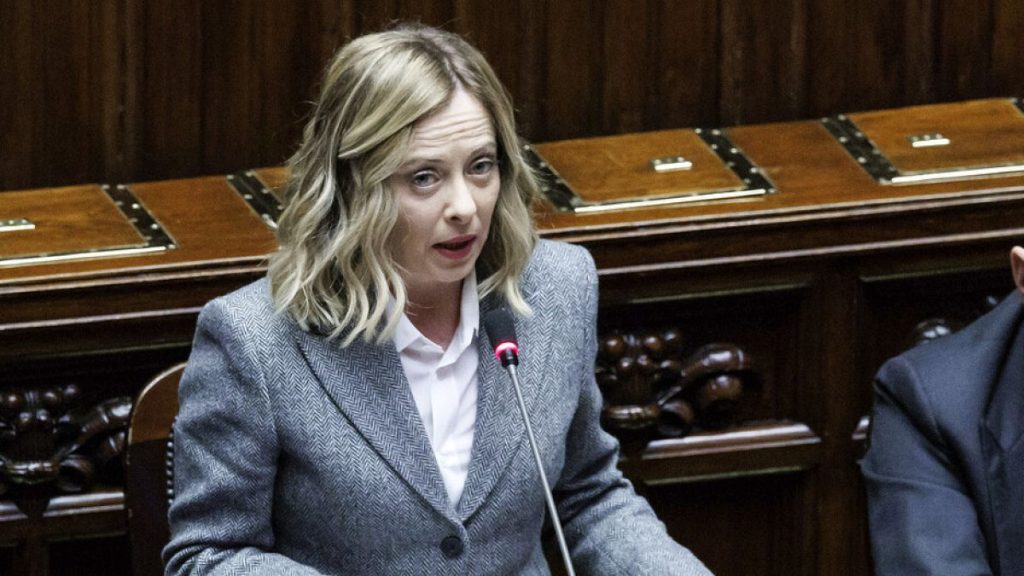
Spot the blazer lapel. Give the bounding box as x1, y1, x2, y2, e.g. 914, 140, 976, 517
458, 295, 548, 520
294, 329, 453, 519
981, 319, 1024, 574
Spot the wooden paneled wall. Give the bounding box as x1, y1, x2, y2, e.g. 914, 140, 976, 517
2, 0, 1022, 191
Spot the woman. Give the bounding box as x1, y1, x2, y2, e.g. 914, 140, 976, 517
164, 24, 711, 575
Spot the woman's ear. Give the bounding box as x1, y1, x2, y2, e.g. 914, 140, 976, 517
1011, 246, 1024, 295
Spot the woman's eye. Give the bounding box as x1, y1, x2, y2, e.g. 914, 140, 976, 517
469, 157, 496, 176
410, 170, 439, 189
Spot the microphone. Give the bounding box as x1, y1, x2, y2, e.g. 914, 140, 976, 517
483, 309, 575, 576
483, 308, 519, 367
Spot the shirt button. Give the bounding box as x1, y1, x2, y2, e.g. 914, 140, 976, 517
440, 535, 464, 559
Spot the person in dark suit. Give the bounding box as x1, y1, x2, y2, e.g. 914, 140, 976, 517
163, 24, 711, 575
863, 245, 1024, 575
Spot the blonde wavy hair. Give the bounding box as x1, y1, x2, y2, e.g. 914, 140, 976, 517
268, 24, 538, 345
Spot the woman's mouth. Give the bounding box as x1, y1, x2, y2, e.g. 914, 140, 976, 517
434, 236, 476, 259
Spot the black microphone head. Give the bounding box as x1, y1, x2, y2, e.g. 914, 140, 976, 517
483, 308, 519, 366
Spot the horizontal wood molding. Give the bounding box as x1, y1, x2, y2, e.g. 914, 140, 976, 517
621, 420, 823, 485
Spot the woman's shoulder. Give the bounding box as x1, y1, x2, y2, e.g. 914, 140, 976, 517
197, 277, 290, 336
525, 239, 595, 278
519, 240, 597, 308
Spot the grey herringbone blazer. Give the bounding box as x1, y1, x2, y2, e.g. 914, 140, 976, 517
164, 240, 712, 575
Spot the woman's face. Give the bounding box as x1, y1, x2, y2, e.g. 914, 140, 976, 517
388, 88, 501, 304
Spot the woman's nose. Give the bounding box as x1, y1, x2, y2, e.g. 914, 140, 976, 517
444, 176, 477, 222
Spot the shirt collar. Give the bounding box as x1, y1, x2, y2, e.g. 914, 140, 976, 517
392, 271, 479, 354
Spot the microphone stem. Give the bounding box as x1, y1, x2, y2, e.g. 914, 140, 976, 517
505, 364, 576, 576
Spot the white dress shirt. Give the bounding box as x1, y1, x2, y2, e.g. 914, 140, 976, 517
392, 275, 479, 507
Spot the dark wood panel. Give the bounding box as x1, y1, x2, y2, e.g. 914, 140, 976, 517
719, 0, 807, 124
648, 474, 814, 576
4, 1, 1024, 191
937, 0, 995, 100
806, 262, 867, 575
0, 547, 12, 575
901, 0, 939, 103
50, 536, 132, 576
539, 0, 604, 141
129, 0, 203, 180
0, 490, 129, 576
357, 0, 458, 28
0, 0, 123, 189
806, 0, 932, 116
991, 0, 1024, 94
649, 0, 720, 129
600, 1, 648, 133
198, 3, 304, 174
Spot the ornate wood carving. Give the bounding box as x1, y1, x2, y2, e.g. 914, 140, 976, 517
0, 385, 131, 517
595, 328, 759, 456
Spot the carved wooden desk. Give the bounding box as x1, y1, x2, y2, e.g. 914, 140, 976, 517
2, 98, 1022, 575
0, 175, 277, 575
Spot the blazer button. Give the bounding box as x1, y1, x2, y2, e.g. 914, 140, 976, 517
440, 535, 464, 559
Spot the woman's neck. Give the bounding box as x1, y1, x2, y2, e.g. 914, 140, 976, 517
404, 281, 462, 350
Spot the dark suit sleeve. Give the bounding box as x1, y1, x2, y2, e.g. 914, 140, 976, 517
862, 356, 993, 576
552, 248, 713, 576
163, 299, 327, 576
